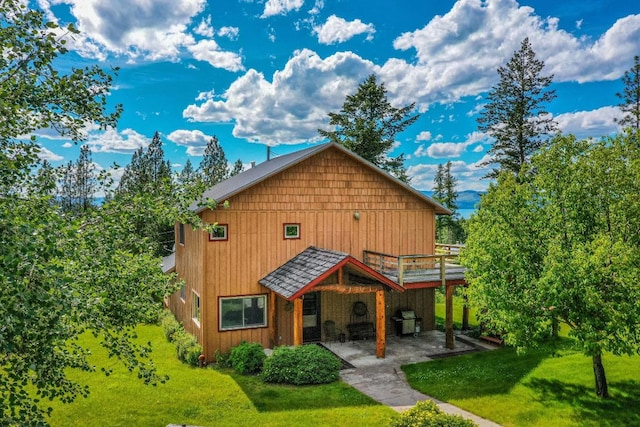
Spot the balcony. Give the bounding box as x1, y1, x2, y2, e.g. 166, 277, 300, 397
362, 244, 466, 288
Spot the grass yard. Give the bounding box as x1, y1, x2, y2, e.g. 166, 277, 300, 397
402, 339, 640, 427
47, 325, 396, 427
434, 290, 479, 329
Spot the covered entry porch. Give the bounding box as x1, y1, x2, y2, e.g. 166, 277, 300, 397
259, 246, 406, 358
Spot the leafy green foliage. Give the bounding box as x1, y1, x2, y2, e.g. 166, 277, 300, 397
229, 342, 266, 375
160, 310, 202, 366
464, 133, 640, 397
478, 38, 557, 178
318, 74, 418, 181
261, 345, 341, 385
390, 400, 477, 427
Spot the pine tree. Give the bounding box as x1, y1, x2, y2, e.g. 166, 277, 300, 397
616, 55, 640, 134
478, 38, 557, 179
75, 145, 95, 212
200, 136, 229, 186
432, 162, 463, 243
230, 159, 244, 177
318, 74, 418, 182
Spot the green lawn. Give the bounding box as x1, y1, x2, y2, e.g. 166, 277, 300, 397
434, 290, 479, 329
47, 325, 396, 427
402, 339, 640, 427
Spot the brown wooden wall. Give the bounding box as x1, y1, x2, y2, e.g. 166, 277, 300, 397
172, 146, 439, 359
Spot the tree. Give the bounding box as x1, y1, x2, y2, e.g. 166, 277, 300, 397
318, 74, 418, 181
59, 145, 96, 214
200, 135, 230, 186
477, 38, 557, 179
230, 158, 244, 177
0, 2, 177, 425
432, 162, 464, 243
116, 132, 175, 256
464, 133, 640, 398
616, 55, 640, 133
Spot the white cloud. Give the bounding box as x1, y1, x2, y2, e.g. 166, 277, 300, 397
308, 0, 324, 15
407, 157, 491, 192
261, 0, 304, 18
385, 0, 640, 110
194, 15, 214, 37
37, 146, 64, 161
313, 15, 375, 45
85, 128, 150, 153
218, 26, 240, 40
183, 49, 377, 145
45, 0, 205, 62
555, 106, 622, 138
414, 131, 491, 159
416, 131, 432, 141
188, 40, 245, 71
167, 129, 214, 155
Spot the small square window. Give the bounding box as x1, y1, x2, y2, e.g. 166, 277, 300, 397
283, 223, 300, 240
209, 224, 228, 241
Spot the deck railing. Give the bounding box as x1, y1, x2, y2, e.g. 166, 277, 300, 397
363, 245, 465, 287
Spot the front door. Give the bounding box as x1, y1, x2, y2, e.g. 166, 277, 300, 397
302, 292, 321, 342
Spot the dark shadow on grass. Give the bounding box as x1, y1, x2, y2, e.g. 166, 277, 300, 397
526, 378, 640, 427
402, 341, 572, 400
229, 371, 379, 412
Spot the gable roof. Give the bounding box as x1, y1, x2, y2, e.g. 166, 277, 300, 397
190, 142, 451, 214
259, 246, 404, 300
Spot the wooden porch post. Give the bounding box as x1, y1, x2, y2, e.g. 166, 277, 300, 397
445, 284, 455, 349
269, 291, 277, 347
462, 288, 469, 331
293, 297, 303, 346
375, 289, 386, 358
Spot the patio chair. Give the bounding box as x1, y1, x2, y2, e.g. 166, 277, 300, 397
323, 320, 342, 342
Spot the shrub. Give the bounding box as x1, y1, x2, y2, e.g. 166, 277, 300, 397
390, 400, 477, 427
229, 341, 266, 375
159, 310, 202, 366
214, 349, 232, 369
160, 310, 181, 342
261, 344, 341, 385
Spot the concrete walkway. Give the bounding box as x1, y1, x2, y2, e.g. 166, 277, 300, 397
324, 332, 502, 427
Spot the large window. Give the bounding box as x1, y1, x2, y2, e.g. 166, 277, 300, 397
192, 291, 201, 325
220, 295, 267, 330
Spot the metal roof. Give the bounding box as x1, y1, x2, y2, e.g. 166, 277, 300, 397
190, 142, 451, 215
259, 246, 404, 300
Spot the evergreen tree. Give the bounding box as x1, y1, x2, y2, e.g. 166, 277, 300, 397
75, 145, 96, 212
318, 74, 418, 182
230, 158, 244, 177
478, 38, 557, 179
432, 162, 464, 243
616, 55, 640, 134
200, 135, 230, 186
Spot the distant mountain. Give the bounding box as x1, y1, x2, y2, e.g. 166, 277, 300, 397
421, 190, 484, 210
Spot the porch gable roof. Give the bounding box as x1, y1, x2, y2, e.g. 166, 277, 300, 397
259, 246, 404, 300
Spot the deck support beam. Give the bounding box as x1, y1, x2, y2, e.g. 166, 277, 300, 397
293, 297, 303, 346
445, 284, 455, 349
269, 292, 277, 347
375, 290, 386, 358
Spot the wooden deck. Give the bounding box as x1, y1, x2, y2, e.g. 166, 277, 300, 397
363, 244, 467, 288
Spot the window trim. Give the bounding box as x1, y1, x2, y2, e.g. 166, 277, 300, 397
219, 294, 268, 331
209, 224, 228, 241
283, 223, 300, 240
192, 291, 201, 326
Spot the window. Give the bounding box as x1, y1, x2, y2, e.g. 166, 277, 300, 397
179, 223, 185, 245
220, 295, 267, 330
209, 224, 228, 241
180, 283, 185, 302
192, 291, 201, 325
283, 223, 300, 240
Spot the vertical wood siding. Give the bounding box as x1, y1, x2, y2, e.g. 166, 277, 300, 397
172, 146, 440, 358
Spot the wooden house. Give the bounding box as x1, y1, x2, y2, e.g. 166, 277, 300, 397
164, 142, 465, 361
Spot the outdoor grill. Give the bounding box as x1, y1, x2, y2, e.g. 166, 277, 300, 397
392, 309, 421, 337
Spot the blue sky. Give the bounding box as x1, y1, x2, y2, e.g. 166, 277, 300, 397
33, 0, 640, 191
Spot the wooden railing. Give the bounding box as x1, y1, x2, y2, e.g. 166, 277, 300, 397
363, 246, 465, 287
